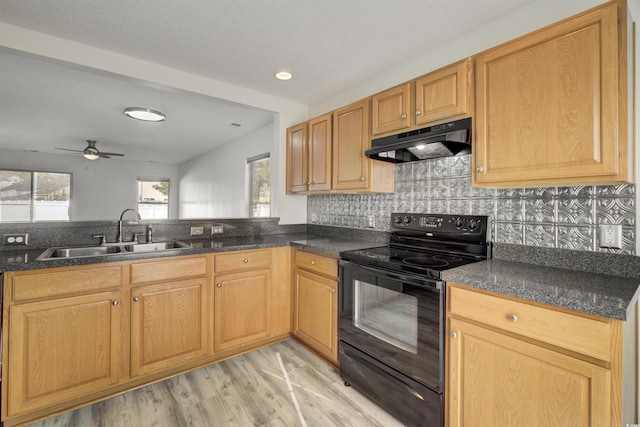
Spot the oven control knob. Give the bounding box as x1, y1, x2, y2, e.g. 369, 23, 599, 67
394, 216, 403, 224
403, 216, 411, 224
454, 217, 465, 228
468, 219, 479, 230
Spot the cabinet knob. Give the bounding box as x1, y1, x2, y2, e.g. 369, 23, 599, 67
401, 114, 407, 119
331, 289, 336, 294
360, 177, 366, 181
450, 332, 457, 338
476, 167, 484, 173
217, 283, 222, 288
112, 300, 119, 306
415, 110, 422, 116
244, 258, 249, 263
133, 296, 140, 302
509, 314, 518, 323
311, 260, 316, 265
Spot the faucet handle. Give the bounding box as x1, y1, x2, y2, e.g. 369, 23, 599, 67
92, 234, 106, 245
133, 233, 146, 243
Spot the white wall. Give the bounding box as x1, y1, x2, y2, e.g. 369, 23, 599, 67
179, 122, 274, 218
0, 150, 179, 221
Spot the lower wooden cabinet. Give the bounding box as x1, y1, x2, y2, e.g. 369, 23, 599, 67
446, 283, 636, 427
292, 250, 338, 364
213, 269, 272, 352
131, 278, 211, 377
7, 290, 123, 417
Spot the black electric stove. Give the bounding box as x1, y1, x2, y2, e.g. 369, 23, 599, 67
340, 212, 492, 278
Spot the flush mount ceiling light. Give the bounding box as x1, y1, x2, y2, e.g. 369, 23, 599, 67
274, 71, 293, 81
123, 107, 166, 122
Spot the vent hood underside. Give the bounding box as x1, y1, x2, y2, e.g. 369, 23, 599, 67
366, 117, 471, 163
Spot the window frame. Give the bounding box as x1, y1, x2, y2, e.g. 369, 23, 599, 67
136, 177, 170, 220
246, 153, 271, 218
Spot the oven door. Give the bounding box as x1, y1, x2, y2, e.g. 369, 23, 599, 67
339, 259, 444, 392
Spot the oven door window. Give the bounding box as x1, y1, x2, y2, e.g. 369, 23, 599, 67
354, 280, 417, 354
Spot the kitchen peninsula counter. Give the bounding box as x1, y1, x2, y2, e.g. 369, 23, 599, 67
0, 233, 383, 273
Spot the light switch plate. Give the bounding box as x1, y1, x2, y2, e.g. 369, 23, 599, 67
190, 226, 204, 236
598, 224, 622, 249
211, 225, 224, 234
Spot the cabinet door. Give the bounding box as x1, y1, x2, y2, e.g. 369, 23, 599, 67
286, 122, 308, 193
214, 269, 271, 352
7, 291, 123, 417
415, 59, 471, 126
332, 99, 370, 191
308, 113, 333, 192
293, 269, 338, 363
474, 3, 628, 186
130, 278, 210, 377
448, 318, 611, 427
371, 83, 411, 135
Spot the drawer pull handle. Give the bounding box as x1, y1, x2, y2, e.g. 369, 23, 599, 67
244, 258, 249, 263
311, 260, 316, 265
509, 314, 518, 323
133, 296, 140, 302
450, 332, 457, 338
217, 283, 222, 288
112, 300, 119, 306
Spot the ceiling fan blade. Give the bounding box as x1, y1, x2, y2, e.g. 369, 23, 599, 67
98, 153, 111, 159
55, 147, 83, 153
99, 152, 125, 157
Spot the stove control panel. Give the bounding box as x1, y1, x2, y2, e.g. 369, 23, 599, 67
391, 213, 489, 234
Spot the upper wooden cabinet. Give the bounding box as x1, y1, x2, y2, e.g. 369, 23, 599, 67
332, 99, 394, 192
286, 105, 394, 194
371, 58, 473, 136
473, 0, 633, 187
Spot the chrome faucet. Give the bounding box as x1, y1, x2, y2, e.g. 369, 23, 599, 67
117, 208, 141, 243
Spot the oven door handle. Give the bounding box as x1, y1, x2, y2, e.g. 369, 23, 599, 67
340, 260, 443, 291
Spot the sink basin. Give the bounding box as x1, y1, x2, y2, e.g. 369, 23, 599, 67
122, 241, 191, 253
37, 240, 191, 260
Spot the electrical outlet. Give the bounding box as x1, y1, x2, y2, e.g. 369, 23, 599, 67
366, 215, 375, 228
3, 233, 29, 246
211, 225, 224, 234
190, 226, 204, 236
598, 224, 622, 249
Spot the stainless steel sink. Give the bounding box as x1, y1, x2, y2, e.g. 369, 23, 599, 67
121, 241, 191, 253
37, 240, 191, 260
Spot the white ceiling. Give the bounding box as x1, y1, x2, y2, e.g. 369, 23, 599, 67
0, 0, 536, 165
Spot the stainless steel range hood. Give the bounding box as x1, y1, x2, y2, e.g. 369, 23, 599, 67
366, 117, 471, 163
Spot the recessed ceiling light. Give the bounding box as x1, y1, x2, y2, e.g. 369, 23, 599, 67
123, 107, 166, 122
275, 71, 293, 81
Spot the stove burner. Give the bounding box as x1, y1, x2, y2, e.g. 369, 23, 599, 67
433, 254, 463, 262
402, 257, 449, 268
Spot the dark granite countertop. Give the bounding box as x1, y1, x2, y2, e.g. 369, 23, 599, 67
0, 233, 383, 273
442, 259, 640, 321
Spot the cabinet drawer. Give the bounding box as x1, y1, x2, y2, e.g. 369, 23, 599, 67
11, 265, 125, 302
294, 251, 337, 279
130, 256, 207, 284
448, 285, 612, 362
215, 249, 271, 273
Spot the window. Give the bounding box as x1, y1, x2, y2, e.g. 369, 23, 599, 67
0, 170, 71, 222
137, 178, 170, 219
248, 153, 270, 217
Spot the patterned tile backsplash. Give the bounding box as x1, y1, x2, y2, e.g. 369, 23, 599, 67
307, 155, 636, 255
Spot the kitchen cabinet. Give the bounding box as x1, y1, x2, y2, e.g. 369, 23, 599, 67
292, 250, 338, 364
473, 0, 633, 187
213, 249, 273, 352
286, 122, 307, 193
286, 113, 333, 194
130, 277, 211, 377
332, 99, 394, 192
370, 59, 473, 136
447, 283, 637, 427
7, 292, 123, 418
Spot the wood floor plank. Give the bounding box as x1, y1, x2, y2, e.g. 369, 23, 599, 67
29, 340, 405, 427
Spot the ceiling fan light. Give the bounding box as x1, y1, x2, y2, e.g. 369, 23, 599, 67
123, 107, 166, 122
83, 147, 100, 160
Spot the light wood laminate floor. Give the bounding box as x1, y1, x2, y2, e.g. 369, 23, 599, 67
29, 339, 405, 427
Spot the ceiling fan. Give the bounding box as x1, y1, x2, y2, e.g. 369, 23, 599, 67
56, 140, 125, 160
